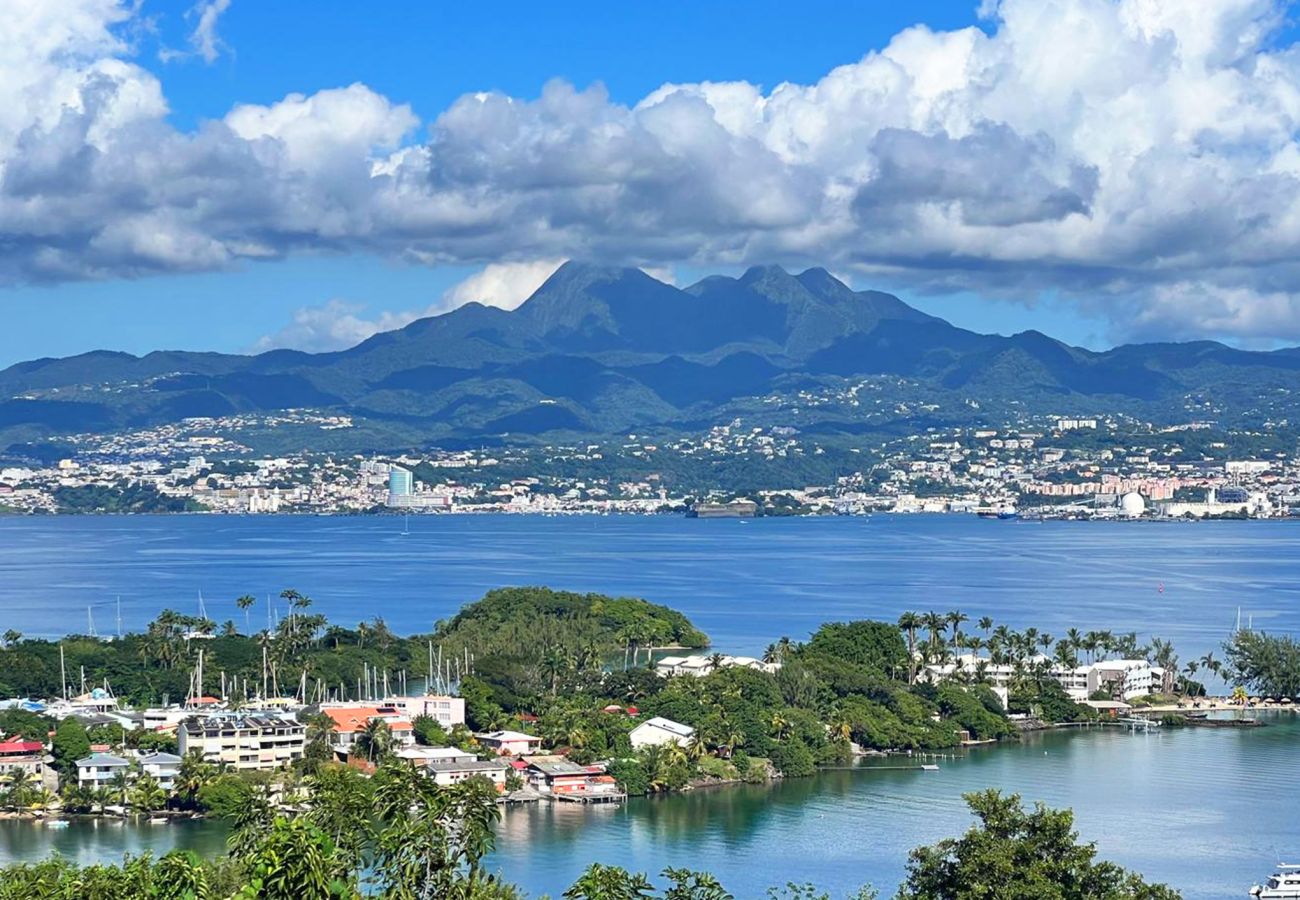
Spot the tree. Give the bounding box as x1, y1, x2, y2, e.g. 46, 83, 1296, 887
51, 718, 90, 778
898, 613, 922, 685
356, 717, 393, 764
895, 791, 1181, 899
129, 772, 166, 814
1223, 629, 1300, 698
1, 629, 21, 648
236, 594, 256, 634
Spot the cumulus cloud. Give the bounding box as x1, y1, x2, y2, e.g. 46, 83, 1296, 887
8, 0, 1300, 341
254, 260, 568, 352
441, 259, 565, 311
251, 299, 419, 353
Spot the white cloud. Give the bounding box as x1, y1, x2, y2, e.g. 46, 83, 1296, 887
252, 299, 421, 353
8, 0, 1300, 342
439, 259, 566, 311
160, 0, 232, 64
254, 259, 566, 352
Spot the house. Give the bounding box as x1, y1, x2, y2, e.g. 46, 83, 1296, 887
474, 730, 543, 756
381, 694, 466, 728
137, 751, 183, 790
77, 751, 131, 788
320, 705, 415, 754
0, 740, 44, 779
654, 654, 779, 677
425, 758, 511, 790
178, 712, 306, 771
629, 717, 695, 749
521, 755, 624, 801
395, 746, 477, 767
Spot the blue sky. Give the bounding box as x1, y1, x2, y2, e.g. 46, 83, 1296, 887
3, 0, 1299, 365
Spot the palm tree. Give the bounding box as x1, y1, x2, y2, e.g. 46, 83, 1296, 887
897, 612, 922, 684
707, 652, 727, 673
357, 718, 393, 764
922, 611, 948, 659
108, 769, 132, 807
236, 594, 256, 633
947, 610, 969, 654
129, 773, 166, 814
977, 616, 993, 636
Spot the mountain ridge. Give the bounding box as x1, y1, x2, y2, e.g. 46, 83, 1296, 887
2, 263, 1298, 453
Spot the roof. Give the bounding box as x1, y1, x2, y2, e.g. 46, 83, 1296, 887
427, 758, 510, 774
181, 713, 303, 735
0, 740, 43, 755
633, 716, 695, 738
522, 755, 591, 776
139, 751, 183, 764
76, 752, 129, 767
475, 730, 540, 743
321, 707, 413, 734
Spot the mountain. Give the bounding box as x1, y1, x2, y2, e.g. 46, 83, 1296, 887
2, 262, 1298, 455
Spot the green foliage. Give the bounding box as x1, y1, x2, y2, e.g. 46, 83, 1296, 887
803, 621, 909, 679
412, 713, 449, 747
51, 718, 90, 777
770, 740, 816, 777
1008, 681, 1094, 725
0, 708, 53, 741
1224, 629, 1300, 698
608, 758, 651, 796
935, 685, 1013, 741
896, 791, 1181, 900
51, 481, 203, 514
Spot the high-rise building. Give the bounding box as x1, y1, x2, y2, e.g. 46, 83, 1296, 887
388, 466, 413, 502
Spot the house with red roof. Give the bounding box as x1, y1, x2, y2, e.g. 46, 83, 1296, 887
0, 740, 44, 779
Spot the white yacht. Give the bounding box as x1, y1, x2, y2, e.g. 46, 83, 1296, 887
1251, 864, 1300, 898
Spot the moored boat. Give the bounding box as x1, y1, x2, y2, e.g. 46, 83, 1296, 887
1251, 864, 1300, 898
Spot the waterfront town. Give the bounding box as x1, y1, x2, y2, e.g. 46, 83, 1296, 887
0, 632, 1234, 821
1, 411, 1299, 519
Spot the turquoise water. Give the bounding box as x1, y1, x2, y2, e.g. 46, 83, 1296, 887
1, 717, 1295, 898
0, 514, 1297, 896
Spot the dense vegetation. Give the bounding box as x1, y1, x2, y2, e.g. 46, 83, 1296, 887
0, 777, 1179, 899
1223, 629, 1300, 698
50, 481, 204, 513
0, 587, 704, 708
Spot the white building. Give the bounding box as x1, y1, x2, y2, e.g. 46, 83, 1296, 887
395, 746, 477, 767
923, 655, 1166, 702
629, 716, 695, 749
654, 654, 778, 677
76, 752, 131, 788
178, 713, 306, 771
474, 730, 542, 756
138, 751, 183, 790
319, 705, 416, 754
382, 694, 466, 729
425, 758, 510, 789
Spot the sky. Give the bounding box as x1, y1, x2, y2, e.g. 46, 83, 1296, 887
3, 0, 1300, 365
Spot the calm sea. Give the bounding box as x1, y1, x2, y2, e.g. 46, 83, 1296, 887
0, 513, 1297, 897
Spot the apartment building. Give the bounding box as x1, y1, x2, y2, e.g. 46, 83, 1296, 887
178, 713, 305, 771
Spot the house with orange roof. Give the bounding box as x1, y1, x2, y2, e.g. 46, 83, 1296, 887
321, 704, 415, 755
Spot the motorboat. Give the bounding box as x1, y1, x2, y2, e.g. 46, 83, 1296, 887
1251, 864, 1300, 898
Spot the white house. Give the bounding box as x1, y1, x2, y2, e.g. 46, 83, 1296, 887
76, 752, 131, 788
425, 758, 511, 789
629, 716, 695, 749
474, 730, 542, 756
137, 751, 183, 790
395, 746, 477, 767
